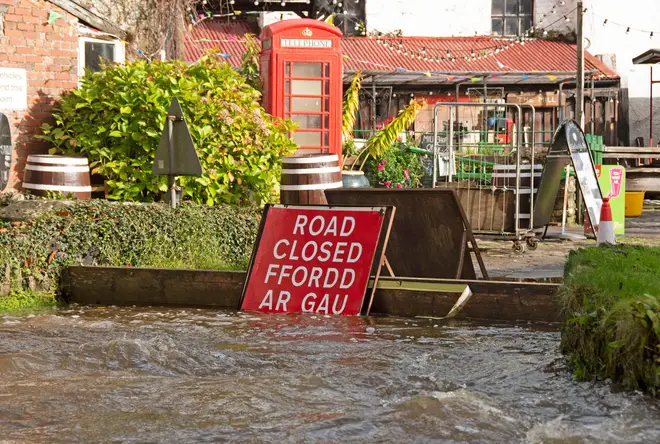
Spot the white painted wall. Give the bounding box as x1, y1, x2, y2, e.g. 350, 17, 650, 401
365, 0, 491, 36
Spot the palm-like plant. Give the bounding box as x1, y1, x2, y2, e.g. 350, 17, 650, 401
350, 98, 426, 170
342, 71, 362, 144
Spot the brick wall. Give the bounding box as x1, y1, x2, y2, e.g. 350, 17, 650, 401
0, 0, 79, 190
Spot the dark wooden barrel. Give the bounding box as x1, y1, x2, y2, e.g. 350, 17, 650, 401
22, 155, 92, 199
280, 154, 342, 205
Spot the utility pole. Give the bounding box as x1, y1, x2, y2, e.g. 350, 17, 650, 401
576, 1, 585, 129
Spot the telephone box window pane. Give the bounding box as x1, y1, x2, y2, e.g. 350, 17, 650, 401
285, 81, 290, 94
291, 114, 323, 129
323, 115, 329, 128
293, 131, 322, 146
292, 97, 322, 112
324, 98, 329, 112
324, 64, 330, 77
285, 63, 290, 76
291, 79, 322, 95
323, 132, 329, 146
292, 62, 322, 78
324, 80, 330, 95
285, 98, 290, 111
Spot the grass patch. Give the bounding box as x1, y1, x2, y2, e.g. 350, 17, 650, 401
560, 244, 660, 395
0, 289, 58, 312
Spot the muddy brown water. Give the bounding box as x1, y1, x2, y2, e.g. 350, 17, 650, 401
1, 307, 658, 443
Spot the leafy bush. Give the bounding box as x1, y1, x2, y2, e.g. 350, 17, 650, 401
560, 245, 660, 394
0, 200, 260, 304
364, 141, 423, 188
39, 54, 297, 206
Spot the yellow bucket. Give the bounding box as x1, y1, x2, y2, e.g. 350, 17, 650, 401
625, 191, 646, 217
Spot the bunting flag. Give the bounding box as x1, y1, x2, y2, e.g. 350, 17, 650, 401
547, 74, 558, 81
522, 74, 530, 80
47, 11, 61, 25
495, 59, 506, 69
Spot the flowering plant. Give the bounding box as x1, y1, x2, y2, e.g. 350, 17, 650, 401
365, 141, 423, 188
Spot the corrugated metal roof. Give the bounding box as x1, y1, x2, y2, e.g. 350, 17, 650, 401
341, 36, 618, 78
184, 20, 257, 67
183, 20, 618, 79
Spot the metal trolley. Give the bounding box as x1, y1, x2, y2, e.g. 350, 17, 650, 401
428, 102, 541, 253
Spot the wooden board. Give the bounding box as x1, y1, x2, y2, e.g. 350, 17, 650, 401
325, 188, 485, 280
62, 267, 561, 323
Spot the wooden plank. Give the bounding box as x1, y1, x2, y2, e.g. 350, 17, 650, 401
602, 147, 660, 153
49, 0, 128, 39
61, 268, 562, 322
62, 266, 245, 308
370, 277, 561, 322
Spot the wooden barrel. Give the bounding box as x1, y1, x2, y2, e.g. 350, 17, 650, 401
280, 154, 342, 205
22, 155, 92, 199
90, 173, 107, 199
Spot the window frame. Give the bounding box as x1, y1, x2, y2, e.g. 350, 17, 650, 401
491, 0, 534, 37
78, 37, 125, 79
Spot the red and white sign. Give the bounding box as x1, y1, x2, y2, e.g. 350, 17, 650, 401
610, 167, 623, 198
241, 205, 386, 316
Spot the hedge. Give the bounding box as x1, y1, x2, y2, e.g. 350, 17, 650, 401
560, 245, 660, 395
0, 199, 260, 303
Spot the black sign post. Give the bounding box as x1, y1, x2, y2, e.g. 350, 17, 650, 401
0, 113, 12, 192
152, 97, 202, 208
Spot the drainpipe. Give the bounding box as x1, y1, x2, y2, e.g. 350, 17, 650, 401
590, 77, 596, 135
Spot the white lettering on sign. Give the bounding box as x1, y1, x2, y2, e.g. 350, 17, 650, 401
241, 206, 386, 316
0, 68, 27, 111
281, 39, 333, 49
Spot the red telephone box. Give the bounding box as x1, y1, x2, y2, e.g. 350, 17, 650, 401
260, 19, 343, 162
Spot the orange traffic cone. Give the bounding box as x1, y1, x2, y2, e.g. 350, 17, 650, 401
597, 197, 616, 245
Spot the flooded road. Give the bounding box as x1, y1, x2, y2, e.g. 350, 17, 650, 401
1, 307, 658, 443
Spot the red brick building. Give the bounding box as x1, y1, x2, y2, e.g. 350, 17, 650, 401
0, 0, 125, 191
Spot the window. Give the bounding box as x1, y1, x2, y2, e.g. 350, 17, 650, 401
492, 0, 533, 37
78, 37, 125, 77
284, 61, 331, 154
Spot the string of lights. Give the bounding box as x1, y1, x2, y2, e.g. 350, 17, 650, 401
593, 11, 659, 38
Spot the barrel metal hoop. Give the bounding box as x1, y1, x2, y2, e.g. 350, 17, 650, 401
25, 165, 90, 173
282, 155, 339, 164
280, 181, 343, 191
26, 155, 89, 165
22, 183, 92, 192
281, 166, 341, 174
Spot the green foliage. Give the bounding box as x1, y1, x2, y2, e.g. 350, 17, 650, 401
240, 34, 262, 92
356, 99, 425, 170
39, 54, 297, 206
0, 289, 58, 312
560, 245, 660, 394
364, 142, 423, 188
342, 71, 362, 144
0, 200, 260, 307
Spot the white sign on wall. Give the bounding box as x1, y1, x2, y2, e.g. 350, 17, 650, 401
0, 68, 28, 111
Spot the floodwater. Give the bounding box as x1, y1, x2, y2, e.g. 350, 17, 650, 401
1, 307, 658, 443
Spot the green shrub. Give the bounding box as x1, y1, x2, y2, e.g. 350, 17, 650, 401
0, 200, 260, 305
364, 141, 423, 188
39, 54, 297, 206
560, 245, 660, 394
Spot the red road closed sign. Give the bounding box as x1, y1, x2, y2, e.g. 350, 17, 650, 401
241, 205, 386, 316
